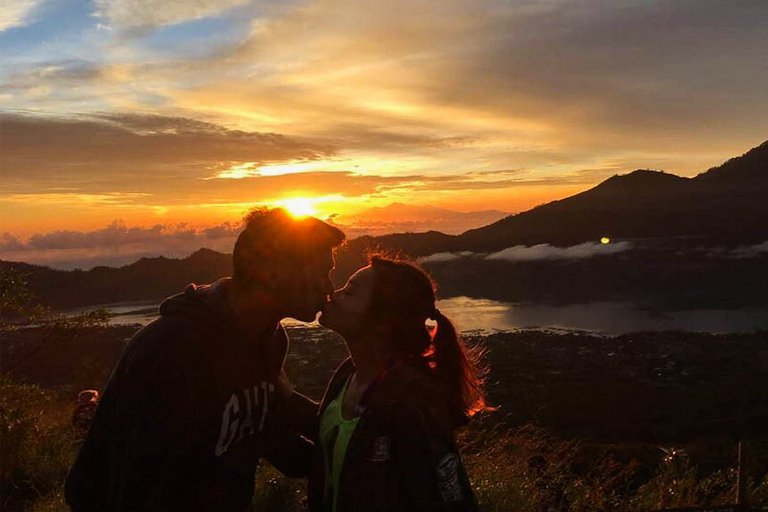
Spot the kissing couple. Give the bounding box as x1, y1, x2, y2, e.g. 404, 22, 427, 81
66, 207, 486, 511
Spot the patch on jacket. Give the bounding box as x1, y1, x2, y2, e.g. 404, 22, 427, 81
368, 436, 390, 462
436, 453, 464, 502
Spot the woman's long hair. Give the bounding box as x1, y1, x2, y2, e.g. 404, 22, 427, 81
367, 256, 486, 417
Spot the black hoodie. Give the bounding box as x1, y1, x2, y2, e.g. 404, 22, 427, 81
307, 358, 478, 512
65, 278, 312, 512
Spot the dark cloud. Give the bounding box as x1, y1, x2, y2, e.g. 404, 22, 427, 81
0, 233, 26, 252
322, 124, 479, 151
417, 0, 768, 149
0, 60, 102, 94
17, 220, 239, 251
0, 220, 244, 269
0, 112, 338, 187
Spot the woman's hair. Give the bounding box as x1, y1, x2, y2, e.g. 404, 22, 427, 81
367, 256, 486, 417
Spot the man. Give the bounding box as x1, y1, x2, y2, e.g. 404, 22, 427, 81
65, 208, 345, 511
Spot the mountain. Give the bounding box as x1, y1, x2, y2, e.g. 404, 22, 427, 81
0, 248, 232, 310
3, 141, 768, 311
331, 203, 508, 236
450, 140, 768, 253
695, 140, 768, 185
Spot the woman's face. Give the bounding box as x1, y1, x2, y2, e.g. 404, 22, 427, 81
319, 265, 376, 336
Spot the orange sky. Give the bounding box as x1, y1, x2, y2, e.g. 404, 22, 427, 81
2, 0, 768, 266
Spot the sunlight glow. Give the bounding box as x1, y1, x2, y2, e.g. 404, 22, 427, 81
278, 197, 318, 218
257, 161, 326, 177
212, 160, 329, 179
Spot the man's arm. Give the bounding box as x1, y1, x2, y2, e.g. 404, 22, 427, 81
67, 331, 190, 511
276, 368, 320, 437
261, 371, 319, 477
65, 367, 122, 512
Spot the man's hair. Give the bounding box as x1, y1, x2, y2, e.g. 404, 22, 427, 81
232, 208, 345, 288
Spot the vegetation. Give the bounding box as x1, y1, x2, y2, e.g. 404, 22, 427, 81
0, 375, 76, 512
3, 275, 768, 510
3, 322, 768, 511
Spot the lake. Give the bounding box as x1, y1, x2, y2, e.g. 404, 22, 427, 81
67, 297, 768, 335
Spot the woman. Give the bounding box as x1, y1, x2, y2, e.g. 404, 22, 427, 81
307, 256, 486, 511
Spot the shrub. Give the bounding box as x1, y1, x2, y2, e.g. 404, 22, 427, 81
0, 375, 76, 512
252, 461, 307, 511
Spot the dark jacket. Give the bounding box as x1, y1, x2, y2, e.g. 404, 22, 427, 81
307, 358, 478, 512
65, 278, 313, 512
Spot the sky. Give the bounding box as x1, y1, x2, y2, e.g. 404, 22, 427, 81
2, 0, 768, 268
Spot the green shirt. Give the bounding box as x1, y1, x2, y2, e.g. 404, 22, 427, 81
319, 377, 360, 512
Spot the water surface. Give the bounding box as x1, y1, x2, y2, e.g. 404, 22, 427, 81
68, 297, 768, 335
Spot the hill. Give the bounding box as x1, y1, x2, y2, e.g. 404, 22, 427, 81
454, 141, 768, 252
332, 202, 508, 236
3, 140, 768, 311
0, 248, 231, 310
328, 139, 768, 257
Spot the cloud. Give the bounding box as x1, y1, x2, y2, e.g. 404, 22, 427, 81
419, 251, 475, 264
203, 0, 768, 165
93, 0, 252, 31
8, 0, 766, 185
0, 220, 244, 269
5, 0, 768, 238
718, 241, 768, 259
2, 192, 151, 207
3, 220, 241, 251
0, 61, 102, 93
0, 0, 43, 32
0, 233, 26, 251
487, 242, 633, 262
420, 241, 633, 264
0, 110, 602, 206
0, 112, 337, 187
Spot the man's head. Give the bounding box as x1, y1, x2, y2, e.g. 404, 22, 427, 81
232, 208, 345, 322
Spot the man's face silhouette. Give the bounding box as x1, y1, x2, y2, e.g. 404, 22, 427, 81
280, 249, 335, 322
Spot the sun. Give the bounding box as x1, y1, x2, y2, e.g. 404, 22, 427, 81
279, 197, 317, 218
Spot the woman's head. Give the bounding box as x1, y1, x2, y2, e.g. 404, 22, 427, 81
320, 256, 486, 416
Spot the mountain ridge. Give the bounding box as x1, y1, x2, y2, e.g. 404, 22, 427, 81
3, 139, 767, 310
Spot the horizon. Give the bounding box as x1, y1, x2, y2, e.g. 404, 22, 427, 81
0, 201, 513, 269
3, 1, 768, 267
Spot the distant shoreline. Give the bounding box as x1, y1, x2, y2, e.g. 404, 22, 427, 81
61, 297, 768, 335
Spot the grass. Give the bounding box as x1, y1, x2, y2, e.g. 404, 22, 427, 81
0, 375, 76, 512
2, 378, 767, 512
3, 323, 768, 510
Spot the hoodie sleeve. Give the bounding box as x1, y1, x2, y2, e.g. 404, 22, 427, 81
65, 358, 123, 512
258, 324, 318, 477
66, 324, 193, 511
259, 399, 316, 478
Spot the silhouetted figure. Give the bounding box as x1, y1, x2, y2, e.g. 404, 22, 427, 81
65, 208, 344, 512
284, 256, 485, 511
71, 389, 99, 436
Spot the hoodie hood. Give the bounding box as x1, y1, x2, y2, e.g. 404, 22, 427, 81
159, 277, 232, 323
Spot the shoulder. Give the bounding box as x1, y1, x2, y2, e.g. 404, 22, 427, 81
119, 315, 209, 374
376, 364, 462, 436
